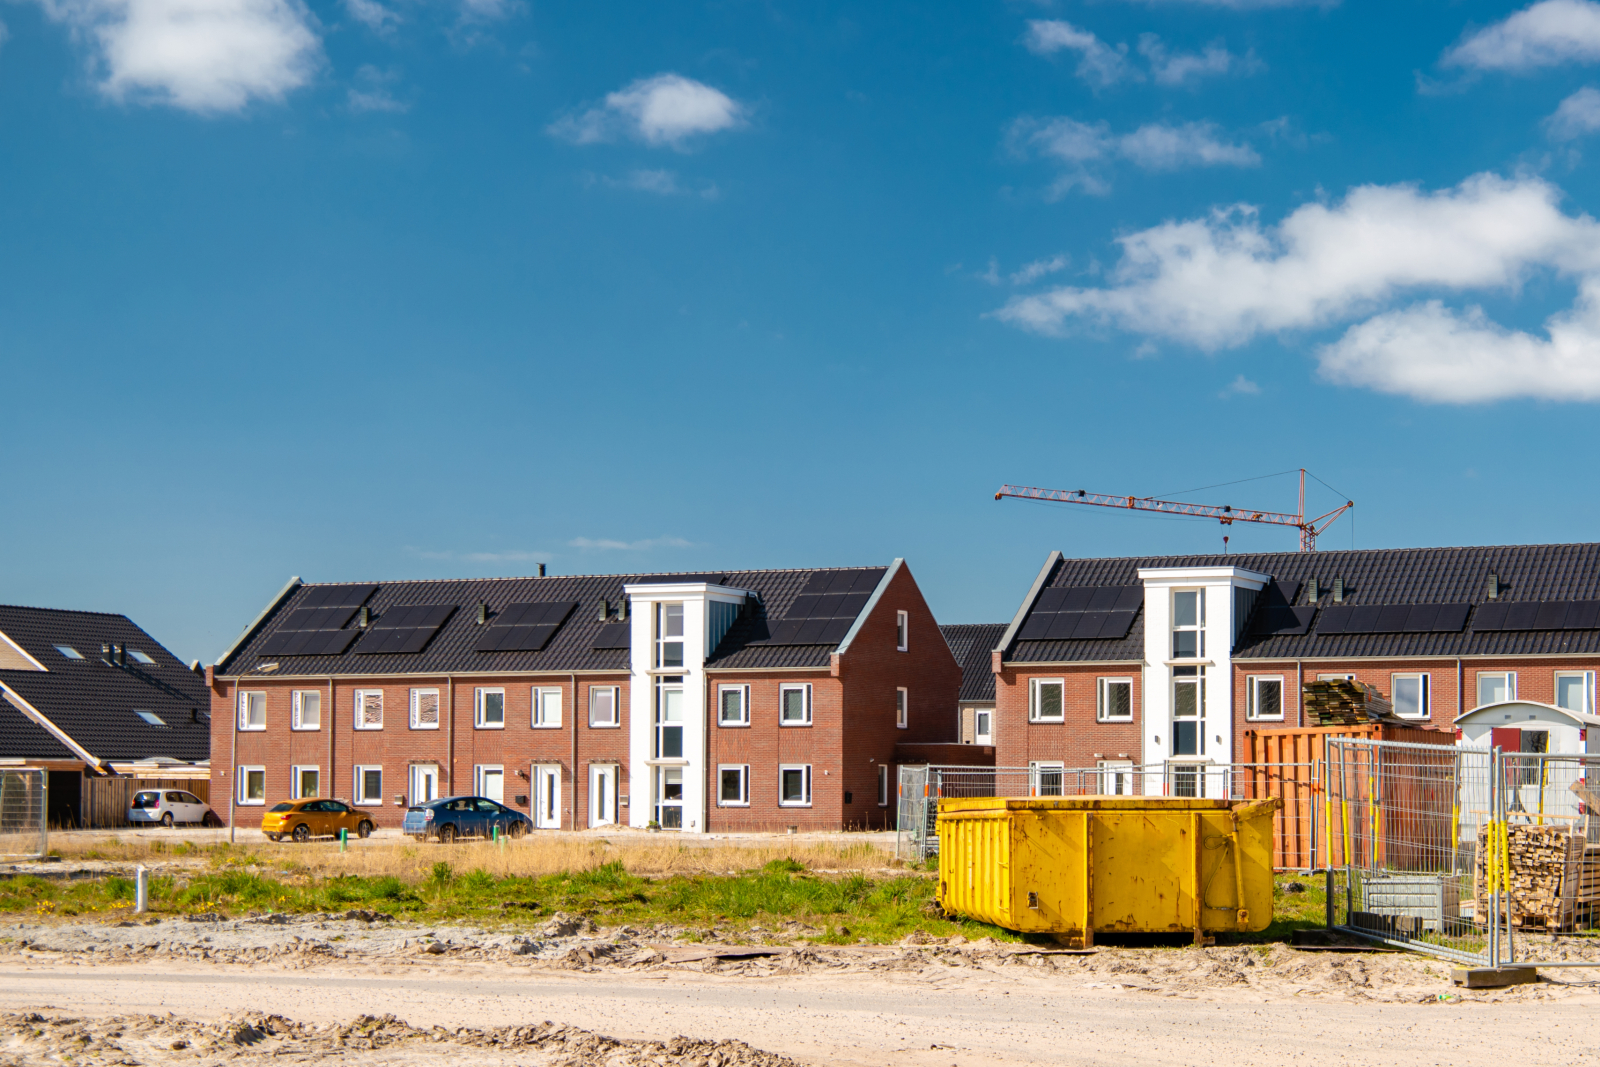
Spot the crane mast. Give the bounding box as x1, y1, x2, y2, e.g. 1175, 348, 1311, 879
995, 469, 1353, 552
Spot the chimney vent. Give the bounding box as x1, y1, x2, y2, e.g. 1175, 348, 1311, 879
618, 598, 629, 622
537, 563, 546, 577
359, 606, 370, 629
598, 599, 610, 622
102, 643, 112, 662
1332, 577, 1344, 603
1488, 573, 1500, 600
477, 602, 488, 625
114, 643, 125, 666
1307, 577, 1319, 603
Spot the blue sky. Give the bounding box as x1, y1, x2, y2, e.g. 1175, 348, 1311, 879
4, 0, 1600, 663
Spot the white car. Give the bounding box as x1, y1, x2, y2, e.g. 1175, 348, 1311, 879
129, 789, 218, 827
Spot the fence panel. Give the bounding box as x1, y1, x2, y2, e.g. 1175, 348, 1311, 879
0, 770, 46, 859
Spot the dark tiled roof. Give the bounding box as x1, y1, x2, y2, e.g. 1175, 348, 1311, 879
0, 699, 75, 760
0, 605, 210, 763
1007, 543, 1600, 663
220, 567, 889, 677
941, 624, 1007, 702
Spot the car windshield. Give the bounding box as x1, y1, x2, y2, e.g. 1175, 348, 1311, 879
269, 802, 295, 813
132, 792, 158, 808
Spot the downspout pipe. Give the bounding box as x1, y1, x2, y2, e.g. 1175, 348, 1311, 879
571, 672, 579, 831
229, 680, 238, 844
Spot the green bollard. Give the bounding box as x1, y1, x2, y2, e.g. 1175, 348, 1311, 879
340, 828, 347, 852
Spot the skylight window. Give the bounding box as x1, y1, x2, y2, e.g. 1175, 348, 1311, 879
134, 710, 167, 727
53, 645, 82, 660
127, 649, 155, 665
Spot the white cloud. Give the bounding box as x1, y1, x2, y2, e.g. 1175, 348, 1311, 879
1023, 19, 1137, 87
1010, 116, 1258, 195
342, 0, 396, 34
994, 172, 1600, 403
549, 74, 744, 149
1010, 254, 1071, 285
1219, 374, 1261, 397
568, 536, 695, 551
1546, 85, 1600, 138
37, 0, 321, 112
599, 168, 720, 199
1138, 35, 1256, 86
1443, 0, 1600, 72
347, 64, 405, 113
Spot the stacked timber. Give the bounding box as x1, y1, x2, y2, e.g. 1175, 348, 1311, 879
1301, 680, 1403, 727
1474, 823, 1587, 930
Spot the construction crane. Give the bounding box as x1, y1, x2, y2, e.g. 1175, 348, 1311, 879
995, 468, 1353, 552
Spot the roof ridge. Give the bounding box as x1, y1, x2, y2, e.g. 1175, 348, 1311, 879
0, 604, 140, 621
294, 564, 891, 587
1051, 541, 1600, 563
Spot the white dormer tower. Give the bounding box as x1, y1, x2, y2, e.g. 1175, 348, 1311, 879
622, 580, 751, 833
1137, 565, 1270, 797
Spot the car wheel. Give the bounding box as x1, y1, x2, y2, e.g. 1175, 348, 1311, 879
508, 820, 527, 838
267, 834, 282, 843
437, 824, 456, 844
357, 821, 373, 839
201, 812, 221, 828
291, 823, 311, 843
161, 812, 174, 828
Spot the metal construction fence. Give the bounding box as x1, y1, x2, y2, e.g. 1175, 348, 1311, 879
1327, 738, 1600, 969
0, 769, 47, 859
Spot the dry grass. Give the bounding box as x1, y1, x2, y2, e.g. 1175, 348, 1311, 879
48, 833, 907, 882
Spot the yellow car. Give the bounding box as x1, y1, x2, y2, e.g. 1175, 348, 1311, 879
262, 799, 378, 843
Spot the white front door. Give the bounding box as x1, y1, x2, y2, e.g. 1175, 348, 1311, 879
535, 764, 561, 829
410, 764, 439, 805
589, 765, 618, 827
476, 765, 504, 803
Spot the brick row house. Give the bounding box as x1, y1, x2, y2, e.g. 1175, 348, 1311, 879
209, 561, 961, 832
992, 543, 1600, 794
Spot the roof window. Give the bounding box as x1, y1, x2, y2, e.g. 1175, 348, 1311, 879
134, 710, 167, 727
127, 649, 155, 665
53, 645, 83, 660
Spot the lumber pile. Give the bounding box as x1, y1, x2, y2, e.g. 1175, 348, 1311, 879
1474, 823, 1587, 930
1302, 680, 1404, 726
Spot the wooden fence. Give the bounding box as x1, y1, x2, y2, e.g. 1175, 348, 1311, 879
81, 777, 212, 829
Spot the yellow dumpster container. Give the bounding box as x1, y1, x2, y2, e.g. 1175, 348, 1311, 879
936, 795, 1281, 945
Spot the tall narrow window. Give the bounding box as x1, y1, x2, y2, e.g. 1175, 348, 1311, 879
1391, 674, 1429, 720
718, 765, 749, 806
1029, 679, 1064, 722
1172, 666, 1204, 756
291, 691, 321, 730
656, 603, 685, 668
1030, 761, 1064, 797
589, 686, 620, 727
238, 691, 266, 731
1246, 676, 1284, 722
1556, 671, 1595, 715
533, 687, 563, 728
410, 688, 440, 730
896, 687, 908, 729
475, 688, 505, 729
291, 766, 320, 799
718, 685, 750, 726
354, 690, 383, 730
1477, 671, 1516, 706
655, 680, 684, 757
1098, 760, 1134, 796
780, 684, 812, 726
975, 710, 992, 745
1172, 590, 1204, 659
779, 764, 812, 806
238, 766, 266, 805
1097, 678, 1133, 721
896, 611, 909, 652
354, 766, 383, 805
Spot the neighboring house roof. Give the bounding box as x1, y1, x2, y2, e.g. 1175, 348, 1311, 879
1456, 700, 1600, 728
941, 624, 1007, 702
217, 566, 892, 677
1006, 543, 1600, 663
0, 605, 210, 765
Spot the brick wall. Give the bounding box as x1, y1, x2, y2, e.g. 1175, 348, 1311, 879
993, 664, 1143, 770
704, 671, 843, 831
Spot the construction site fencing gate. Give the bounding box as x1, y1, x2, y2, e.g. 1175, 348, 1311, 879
1327, 737, 1600, 970
0, 769, 46, 859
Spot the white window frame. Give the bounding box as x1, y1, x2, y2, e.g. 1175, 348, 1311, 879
1477, 671, 1517, 706
718, 764, 750, 807
1029, 678, 1065, 723
1029, 761, 1065, 797
238, 690, 266, 731
1098, 759, 1135, 796
589, 685, 620, 728
974, 708, 993, 745
409, 688, 440, 731
532, 686, 563, 728
290, 690, 321, 731
1318, 673, 1357, 682
1096, 677, 1134, 722
878, 764, 890, 806
1245, 675, 1286, 722
474, 687, 505, 729
1390, 672, 1431, 720
291, 765, 320, 799
354, 689, 384, 731
779, 683, 813, 726
896, 687, 909, 729
474, 764, 505, 802
779, 763, 813, 807
1555, 670, 1597, 716
896, 610, 909, 652
353, 765, 383, 806
656, 602, 685, 669
718, 684, 751, 727
237, 765, 266, 805
1172, 589, 1205, 660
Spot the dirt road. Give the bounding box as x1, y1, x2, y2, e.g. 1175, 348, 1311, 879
0, 928, 1596, 1066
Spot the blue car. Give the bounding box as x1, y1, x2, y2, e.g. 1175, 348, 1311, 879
402, 795, 532, 843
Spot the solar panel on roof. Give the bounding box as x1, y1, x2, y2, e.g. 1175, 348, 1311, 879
1432, 604, 1470, 632
818, 617, 855, 644
1035, 588, 1068, 613
1017, 614, 1054, 641
1472, 602, 1509, 631
1377, 605, 1412, 633
1060, 588, 1096, 612
1251, 605, 1316, 636
591, 623, 631, 650
1070, 612, 1108, 640
1567, 601, 1600, 630
354, 604, 457, 656
300, 585, 377, 609
1315, 605, 1352, 634
1537, 602, 1572, 630
474, 602, 577, 653
1114, 587, 1144, 612
1403, 604, 1440, 632
1098, 610, 1137, 640
1505, 603, 1542, 630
